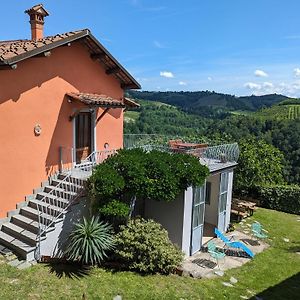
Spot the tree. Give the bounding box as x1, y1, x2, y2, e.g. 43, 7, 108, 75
234, 139, 285, 195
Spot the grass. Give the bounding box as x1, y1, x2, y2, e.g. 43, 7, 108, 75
124, 111, 140, 123
0, 208, 299, 299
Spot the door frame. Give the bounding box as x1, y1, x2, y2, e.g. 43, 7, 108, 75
190, 184, 206, 256
218, 172, 229, 233
72, 108, 97, 165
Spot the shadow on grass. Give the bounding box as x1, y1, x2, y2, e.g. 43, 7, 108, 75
46, 261, 91, 279
286, 243, 300, 253
250, 272, 300, 300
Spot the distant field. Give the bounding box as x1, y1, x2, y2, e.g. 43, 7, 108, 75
254, 104, 300, 120
124, 111, 140, 123
230, 110, 253, 116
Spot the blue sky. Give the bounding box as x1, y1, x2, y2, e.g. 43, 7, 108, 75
2, 0, 300, 96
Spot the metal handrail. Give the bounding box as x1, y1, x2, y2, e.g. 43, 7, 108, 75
35, 173, 84, 260
35, 149, 117, 260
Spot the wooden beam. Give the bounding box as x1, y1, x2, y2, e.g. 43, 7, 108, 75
69, 109, 81, 121
34, 51, 51, 58
106, 67, 120, 75
96, 108, 110, 124
90, 53, 105, 60
121, 83, 138, 89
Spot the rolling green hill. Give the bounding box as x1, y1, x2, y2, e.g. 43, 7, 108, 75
254, 99, 300, 120
127, 91, 293, 116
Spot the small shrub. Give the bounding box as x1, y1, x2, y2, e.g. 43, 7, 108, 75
99, 199, 130, 227
64, 216, 115, 265
88, 164, 125, 202
115, 218, 183, 274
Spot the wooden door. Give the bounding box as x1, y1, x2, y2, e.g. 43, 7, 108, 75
75, 112, 92, 163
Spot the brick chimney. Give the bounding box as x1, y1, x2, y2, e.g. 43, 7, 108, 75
25, 4, 49, 40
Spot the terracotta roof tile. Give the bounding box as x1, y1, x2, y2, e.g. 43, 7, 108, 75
66, 92, 125, 108
0, 30, 85, 62
0, 29, 140, 89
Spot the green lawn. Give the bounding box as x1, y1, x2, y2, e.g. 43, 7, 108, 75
0, 208, 299, 300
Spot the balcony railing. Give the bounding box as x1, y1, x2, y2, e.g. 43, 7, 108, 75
124, 134, 239, 163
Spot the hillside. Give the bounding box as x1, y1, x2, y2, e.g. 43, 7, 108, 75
127, 91, 293, 116
124, 99, 212, 136
254, 98, 300, 120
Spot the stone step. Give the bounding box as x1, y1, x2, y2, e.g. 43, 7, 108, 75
51, 178, 84, 192
11, 214, 50, 235
1, 223, 45, 246
43, 185, 77, 198
36, 191, 69, 207
20, 206, 57, 226
28, 199, 64, 218
0, 231, 35, 261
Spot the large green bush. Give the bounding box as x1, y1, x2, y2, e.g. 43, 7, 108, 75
234, 139, 285, 195
253, 185, 300, 215
64, 217, 115, 265
115, 219, 183, 274
87, 149, 209, 221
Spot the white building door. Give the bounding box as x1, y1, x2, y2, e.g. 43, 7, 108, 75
218, 172, 229, 233
191, 185, 206, 255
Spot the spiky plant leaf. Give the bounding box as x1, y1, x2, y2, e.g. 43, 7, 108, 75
64, 216, 115, 265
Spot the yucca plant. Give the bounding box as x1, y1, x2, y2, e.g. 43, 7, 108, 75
64, 216, 115, 265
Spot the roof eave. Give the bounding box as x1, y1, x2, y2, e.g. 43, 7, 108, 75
0, 29, 141, 90
87, 32, 141, 90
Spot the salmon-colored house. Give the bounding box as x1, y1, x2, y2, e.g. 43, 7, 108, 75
0, 4, 140, 220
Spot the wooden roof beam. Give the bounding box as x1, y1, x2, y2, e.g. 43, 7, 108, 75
106, 67, 121, 75
34, 51, 51, 58
90, 53, 105, 60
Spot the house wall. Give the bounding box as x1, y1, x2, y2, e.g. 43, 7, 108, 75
0, 41, 124, 217
204, 173, 220, 226
144, 191, 185, 249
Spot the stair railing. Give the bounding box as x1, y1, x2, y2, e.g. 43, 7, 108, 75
35, 149, 117, 261
35, 173, 85, 261
74, 149, 117, 172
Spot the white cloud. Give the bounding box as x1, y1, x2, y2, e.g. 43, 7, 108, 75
244, 80, 300, 97
160, 71, 174, 78
294, 68, 300, 77
207, 76, 212, 81
179, 81, 187, 86
254, 69, 268, 77
153, 40, 165, 49
262, 82, 274, 89
244, 82, 261, 90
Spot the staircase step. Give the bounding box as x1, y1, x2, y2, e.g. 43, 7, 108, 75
51, 178, 84, 192
28, 199, 64, 217
36, 192, 69, 207
20, 206, 58, 226
11, 214, 49, 235
0, 231, 35, 261
1, 223, 44, 246
43, 185, 77, 198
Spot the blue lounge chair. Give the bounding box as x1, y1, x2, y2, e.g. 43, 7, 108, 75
214, 228, 254, 258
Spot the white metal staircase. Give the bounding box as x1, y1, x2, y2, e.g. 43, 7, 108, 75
0, 173, 85, 261
0, 149, 116, 262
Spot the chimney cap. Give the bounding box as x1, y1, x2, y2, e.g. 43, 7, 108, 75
25, 4, 49, 17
